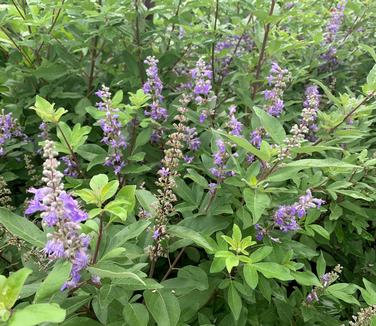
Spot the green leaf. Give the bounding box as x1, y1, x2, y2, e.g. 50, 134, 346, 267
128, 89, 150, 108
144, 289, 181, 326
8, 303, 66, 326
109, 219, 150, 249
123, 303, 149, 326
249, 246, 273, 263
285, 158, 357, 169
253, 262, 293, 281
253, 107, 286, 144
311, 79, 341, 106
184, 169, 208, 188
34, 261, 72, 303
90, 174, 108, 196
0, 208, 45, 248
88, 264, 145, 285
308, 224, 330, 240
168, 225, 213, 252
30, 96, 67, 123
3, 268, 32, 310
112, 90, 123, 105
316, 251, 326, 277
218, 131, 269, 161
136, 190, 159, 216
101, 180, 119, 202
243, 189, 270, 224
243, 264, 259, 289
291, 271, 321, 286
360, 278, 376, 305
227, 283, 242, 320
326, 285, 360, 305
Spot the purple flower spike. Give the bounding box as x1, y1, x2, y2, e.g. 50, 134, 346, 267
263, 62, 290, 117
143, 56, 167, 121
274, 189, 324, 232
25, 141, 89, 289
96, 85, 127, 175
0, 110, 26, 156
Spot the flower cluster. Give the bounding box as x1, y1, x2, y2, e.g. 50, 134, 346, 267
25, 141, 89, 289
143, 56, 167, 121
96, 85, 127, 175
61, 155, 79, 178
184, 126, 201, 153
274, 189, 324, 232
246, 128, 265, 163
0, 176, 13, 210
321, 1, 347, 65
263, 62, 290, 117
348, 305, 376, 326
227, 106, 243, 136
215, 34, 254, 76
149, 95, 189, 261
209, 139, 235, 189
0, 110, 26, 156
278, 85, 320, 160
191, 58, 215, 121
306, 265, 343, 303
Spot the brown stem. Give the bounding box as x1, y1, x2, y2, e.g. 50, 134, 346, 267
86, 0, 102, 95
135, 0, 145, 84
87, 36, 99, 96
261, 92, 376, 182
251, 0, 276, 100
215, 14, 252, 91
211, 0, 219, 87
56, 124, 83, 177
204, 188, 217, 213
148, 259, 156, 278
35, 0, 66, 60
0, 27, 34, 67
91, 214, 104, 264
162, 43, 192, 78
314, 91, 376, 146
161, 247, 185, 281
165, 0, 182, 52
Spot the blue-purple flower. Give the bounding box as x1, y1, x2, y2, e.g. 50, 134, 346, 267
143, 56, 167, 121
227, 106, 243, 136
191, 58, 213, 106
96, 85, 127, 175
263, 62, 290, 117
274, 189, 324, 232
0, 110, 26, 156
321, 1, 347, 65
25, 141, 89, 289
209, 139, 234, 180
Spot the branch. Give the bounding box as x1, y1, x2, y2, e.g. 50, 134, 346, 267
91, 213, 104, 264
211, 0, 219, 87
135, 0, 145, 85
165, 0, 182, 52
161, 248, 185, 281
0, 27, 34, 67
251, 0, 276, 100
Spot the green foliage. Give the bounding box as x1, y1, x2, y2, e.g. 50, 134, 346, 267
0, 0, 376, 325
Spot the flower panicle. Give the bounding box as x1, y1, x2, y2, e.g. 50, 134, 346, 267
95, 84, 127, 175
263, 62, 290, 117
143, 56, 167, 121
25, 140, 89, 289
0, 110, 26, 156
149, 95, 190, 261
306, 264, 343, 304
274, 189, 325, 232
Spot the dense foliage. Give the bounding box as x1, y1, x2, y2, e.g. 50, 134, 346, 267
1, 0, 376, 325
